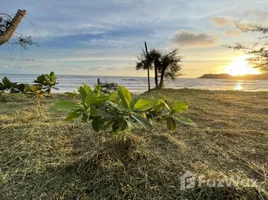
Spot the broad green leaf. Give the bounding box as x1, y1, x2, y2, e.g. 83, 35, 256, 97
52, 101, 81, 111
0, 83, 5, 90
49, 71, 55, 77
66, 111, 81, 122
107, 101, 124, 112
108, 92, 120, 103
99, 110, 113, 118
94, 84, 102, 93
173, 115, 196, 126
84, 84, 93, 95
133, 99, 155, 111
167, 117, 176, 133
152, 99, 170, 112
118, 86, 132, 109
131, 112, 152, 130
92, 117, 105, 132
2, 77, 12, 87
78, 85, 88, 101
91, 96, 109, 107
85, 93, 94, 107
171, 101, 189, 114
90, 106, 99, 117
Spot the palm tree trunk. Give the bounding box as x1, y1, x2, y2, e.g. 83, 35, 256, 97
0, 9, 27, 46
144, 42, 150, 91
159, 70, 165, 88
154, 64, 158, 88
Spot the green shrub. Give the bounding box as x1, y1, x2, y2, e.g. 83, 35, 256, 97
52, 85, 195, 137
0, 77, 25, 94
24, 72, 58, 117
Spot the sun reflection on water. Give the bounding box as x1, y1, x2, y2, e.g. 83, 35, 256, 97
234, 81, 243, 90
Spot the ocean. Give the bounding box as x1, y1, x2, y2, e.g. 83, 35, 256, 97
1, 74, 268, 93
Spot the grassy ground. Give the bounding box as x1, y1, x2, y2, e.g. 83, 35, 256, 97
0, 89, 267, 200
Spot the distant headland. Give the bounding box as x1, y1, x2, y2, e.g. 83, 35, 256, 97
199, 73, 268, 80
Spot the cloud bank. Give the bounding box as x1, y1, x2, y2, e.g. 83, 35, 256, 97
211, 17, 236, 27
171, 30, 219, 47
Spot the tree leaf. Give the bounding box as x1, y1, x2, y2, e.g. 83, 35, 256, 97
152, 99, 170, 112
167, 117, 176, 133
173, 115, 196, 126
2, 77, 12, 87
108, 91, 120, 103
118, 86, 132, 109
84, 84, 93, 95
78, 85, 93, 102
52, 101, 81, 111
66, 111, 81, 122
92, 117, 105, 132
91, 96, 109, 107
98, 109, 113, 118
133, 99, 155, 111
131, 112, 152, 130
90, 106, 99, 117
94, 84, 102, 93
85, 93, 94, 107
171, 101, 189, 114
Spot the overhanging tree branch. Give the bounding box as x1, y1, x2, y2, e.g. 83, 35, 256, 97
0, 9, 26, 46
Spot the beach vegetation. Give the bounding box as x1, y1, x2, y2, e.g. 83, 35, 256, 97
0, 76, 25, 94
1, 89, 267, 199
52, 85, 194, 138
24, 72, 58, 117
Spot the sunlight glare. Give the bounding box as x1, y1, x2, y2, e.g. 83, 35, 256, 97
225, 56, 261, 76
234, 81, 243, 90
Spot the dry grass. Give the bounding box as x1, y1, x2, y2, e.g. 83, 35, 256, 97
0, 89, 267, 199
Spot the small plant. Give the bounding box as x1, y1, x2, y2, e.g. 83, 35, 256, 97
25, 72, 58, 117
0, 76, 25, 94
52, 85, 195, 138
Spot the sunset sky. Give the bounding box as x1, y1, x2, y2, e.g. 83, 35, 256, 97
0, 0, 268, 77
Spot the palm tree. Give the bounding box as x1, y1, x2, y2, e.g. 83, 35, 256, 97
136, 48, 162, 88
158, 49, 182, 88
149, 49, 162, 88
136, 49, 153, 90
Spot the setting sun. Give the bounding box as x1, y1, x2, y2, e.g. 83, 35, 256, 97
225, 56, 261, 76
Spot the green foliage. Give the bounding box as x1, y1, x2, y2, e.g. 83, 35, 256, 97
24, 72, 58, 96
24, 72, 58, 117
0, 76, 25, 94
52, 85, 195, 134
0, 72, 57, 117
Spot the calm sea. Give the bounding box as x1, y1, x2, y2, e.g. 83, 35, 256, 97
2, 74, 268, 93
